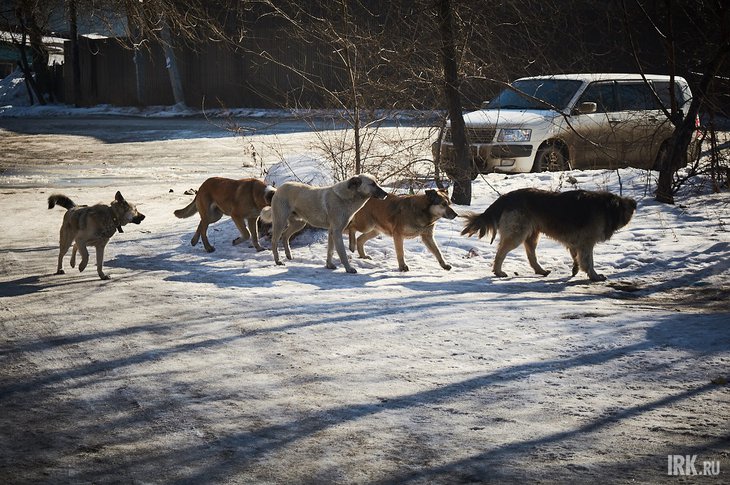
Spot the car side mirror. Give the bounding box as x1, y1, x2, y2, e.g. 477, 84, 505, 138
574, 102, 597, 114
481, 100, 490, 109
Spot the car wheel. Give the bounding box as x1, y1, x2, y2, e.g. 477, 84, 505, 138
532, 144, 568, 172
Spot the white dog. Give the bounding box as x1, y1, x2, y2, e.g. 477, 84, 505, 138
270, 173, 388, 273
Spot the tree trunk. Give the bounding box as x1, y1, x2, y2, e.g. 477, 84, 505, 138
68, 0, 82, 107
14, 31, 39, 105
160, 18, 186, 108
436, 0, 471, 205
20, 5, 52, 103
655, 37, 730, 204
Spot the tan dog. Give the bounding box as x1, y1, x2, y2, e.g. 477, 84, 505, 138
462, 188, 636, 281
270, 173, 388, 273
174, 177, 275, 253
347, 190, 458, 271
48, 192, 145, 280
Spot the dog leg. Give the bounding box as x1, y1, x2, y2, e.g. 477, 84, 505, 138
331, 226, 356, 273
493, 233, 522, 278
355, 230, 379, 259
569, 247, 579, 276
197, 208, 222, 252
70, 244, 77, 268
394, 233, 409, 272
95, 242, 110, 280
191, 228, 201, 247
524, 231, 550, 276
247, 216, 265, 251
56, 230, 73, 275
578, 246, 606, 282
326, 232, 336, 270
421, 229, 451, 270
271, 212, 289, 266
348, 228, 357, 253
231, 216, 251, 246
77, 243, 90, 273
195, 219, 216, 253
282, 219, 307, 261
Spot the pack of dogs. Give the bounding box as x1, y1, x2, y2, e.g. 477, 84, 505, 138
48, 175, 637, 282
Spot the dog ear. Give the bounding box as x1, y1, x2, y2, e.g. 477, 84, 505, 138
425, 189, 439, 203
115, 191, 125, 202
347, 177, 362, 190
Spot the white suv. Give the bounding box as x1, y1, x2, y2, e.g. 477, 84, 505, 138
436, 73, 699, 176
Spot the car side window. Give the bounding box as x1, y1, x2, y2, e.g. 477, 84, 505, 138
652, 81, 687, 111
578, 82, 617, 113
616, 82, 661, 110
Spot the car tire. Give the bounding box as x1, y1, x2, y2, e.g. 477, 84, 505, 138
532, 144, 569, 172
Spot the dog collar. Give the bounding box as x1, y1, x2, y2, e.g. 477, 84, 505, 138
112, 215, 123, 233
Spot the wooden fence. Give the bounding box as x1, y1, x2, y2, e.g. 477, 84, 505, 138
63, 32, 346, 108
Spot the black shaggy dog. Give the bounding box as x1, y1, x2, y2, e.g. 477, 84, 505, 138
462, 188, 637, 281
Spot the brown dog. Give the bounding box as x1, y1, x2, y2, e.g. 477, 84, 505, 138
347, 189, 458, 271
461, 188, 636, 281
49, 191, 145, 280
174, 177, 275, 252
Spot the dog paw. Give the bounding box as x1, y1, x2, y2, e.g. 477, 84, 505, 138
99, 274, 110, 280
326, 262, 337, 270
254, 246, 266, 252
538, 269, 551, 276
55, 269, 65, 275
275, 260, 285, 266
205, 246, 216, 253
494, 270, 508, 278
442, 264, 452, 271
346, 267, 358, 274
589, 274, 607, 282
399, 265, 410, 272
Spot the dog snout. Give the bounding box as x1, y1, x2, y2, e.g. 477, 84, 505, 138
445, 208, 458, 220
132, 214, 146, 224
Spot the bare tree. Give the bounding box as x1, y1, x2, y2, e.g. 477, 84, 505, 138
0, 0, 56, 104
66, 0, 81, 106
436, 0, 471, 204
621, 0, 730, 204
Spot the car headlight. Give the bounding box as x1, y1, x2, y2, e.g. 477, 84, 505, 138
497, 128, 531, 142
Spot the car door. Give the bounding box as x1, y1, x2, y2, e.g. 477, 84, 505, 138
564, 81, 621, 169
613, 81, 666, 169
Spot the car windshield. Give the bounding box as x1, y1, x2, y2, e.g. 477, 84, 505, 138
487, 79, 583, 111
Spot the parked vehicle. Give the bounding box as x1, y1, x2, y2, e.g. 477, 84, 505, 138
436, 73, 701, 177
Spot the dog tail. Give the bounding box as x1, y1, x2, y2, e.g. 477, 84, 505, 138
48, 194, 76, 211
461, 198, 506, 243
259, 206, 273, 224
174, 197, 198, 218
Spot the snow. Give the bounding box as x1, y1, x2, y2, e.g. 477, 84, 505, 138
0, 98, 728, 483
